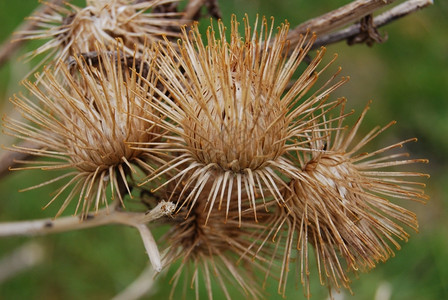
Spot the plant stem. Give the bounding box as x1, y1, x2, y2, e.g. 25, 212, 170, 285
112, 263, 158, 300
0, 201, 174, 237
312, 0, 434, 48
0, 201, 175, 271
288, 0, 397, 44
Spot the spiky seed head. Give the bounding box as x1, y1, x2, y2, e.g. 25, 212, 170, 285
17, 0, 182, 73
259, 102, 429, 297
138, 15, 347, 225
4, 43, 161, 217
162, 181, 273, 300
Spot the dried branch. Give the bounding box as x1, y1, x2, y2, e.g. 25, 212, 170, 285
0, 201, 174, 236
288, 0, 397, 45
0, 0, 66, 68
135, 224, 162, 272
313, 0, 434, 48
112, 263, 158, 300
0, 201, 175, 271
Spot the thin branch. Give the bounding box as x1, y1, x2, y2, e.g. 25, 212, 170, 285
112, 263, 158, 300
0, 0, 66, 68
0, 208, 125, 237
313, 0, 434, 48
288, 0, 397, 45
0, 201, 175, 271
135, 224, 162, 272
0, 201, 174, 237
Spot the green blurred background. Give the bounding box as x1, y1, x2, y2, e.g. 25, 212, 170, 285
0, 0, 447, 299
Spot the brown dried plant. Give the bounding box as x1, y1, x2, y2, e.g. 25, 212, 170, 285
3, 43, 161, 218
16, 0, 182, 74
136, 16, 347, 226
130, 15, 427, 298
0, 1, 432, 299
251, 102, 429, 297
161, 181, 275, 300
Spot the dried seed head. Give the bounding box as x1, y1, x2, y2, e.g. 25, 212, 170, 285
17, 0, 182, 73
138, 15, 347, 225
162, 182, 272, 300
4, 43, 161, 217
260, 102, 429, 297
185, 71, 286, 172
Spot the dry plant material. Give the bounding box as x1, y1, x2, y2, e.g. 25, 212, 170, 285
3, 43, 161, 218
163, 185, 272, 300
312, 0, 434, 49
254, 102, 429, 297
0, 0, 432, 298
137, 16, 347, 226
16, 0, 182, 73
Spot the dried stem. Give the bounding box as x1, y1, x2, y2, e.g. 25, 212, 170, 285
0, 0, 66, 68
135, 224, 162, 271
288, 0, 397, 45
313, 0, 434, 48
112, 263, 158, 300
0, 201, 174, 236
0, 201, 175, 271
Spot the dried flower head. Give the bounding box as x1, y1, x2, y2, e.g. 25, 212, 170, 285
260, 102, 429, 297
18, 0, 181, 72
162, 181, 273, 300
3, 43, 161, 217
137, 15, 347, 225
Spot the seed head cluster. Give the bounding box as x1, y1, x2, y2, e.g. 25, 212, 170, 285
137, 16, 348, 226
18, 0, 181, 73
4, 2, 429, 299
